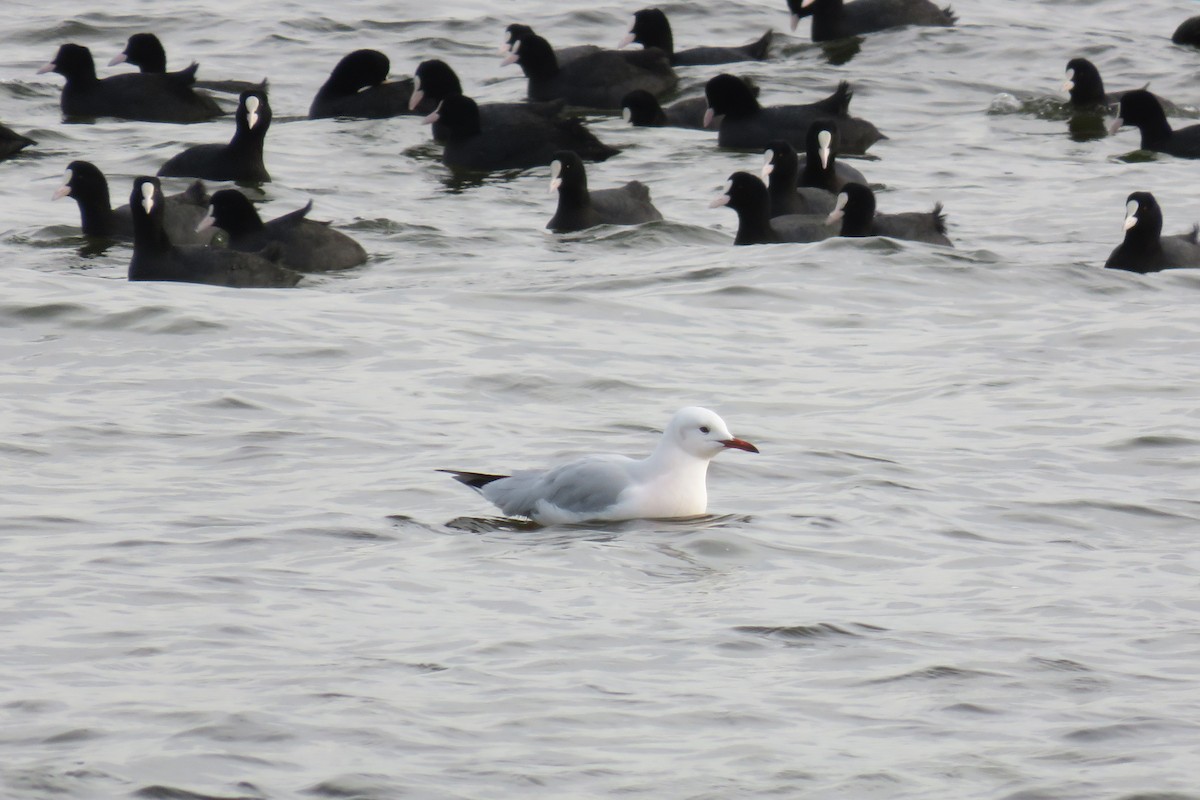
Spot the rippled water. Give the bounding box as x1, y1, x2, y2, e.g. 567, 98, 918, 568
3, 0, 1200, 798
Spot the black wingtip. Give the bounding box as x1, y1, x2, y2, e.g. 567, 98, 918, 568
438, 469, 509, 490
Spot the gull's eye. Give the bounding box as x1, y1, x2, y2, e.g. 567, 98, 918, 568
699, 426, 710, 434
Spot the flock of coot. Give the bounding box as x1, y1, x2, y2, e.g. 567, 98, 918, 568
7, 0, 1200, 289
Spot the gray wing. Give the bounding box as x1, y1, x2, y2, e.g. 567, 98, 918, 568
482, 455, 635, 518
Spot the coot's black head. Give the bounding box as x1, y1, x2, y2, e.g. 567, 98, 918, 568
704, 74, 760, 124
761, 140, 800, 186
504, 23, 537, 52
621, 89, 665, 126
549, 150, 588, 198
412, 59, 464, 110
198, 188, 264, 237
425, 94, 481, 138
1112, 89, 1167, 131
130, 176, 165, 226
38, 43, 97, 81
236, 88, 272, 136
325, 49, 390, 93
625, 9, 673, 54
1063, 57, 1105, 105
806, 120, 840, 170
112, 33, 167, 72
827, 182, 875, 236
1121, 191, 1163, 243
710, 171, 770, 215
53, 160, 109, 203
503, 33, 558, 78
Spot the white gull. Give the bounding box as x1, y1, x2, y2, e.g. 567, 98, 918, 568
440, 406, 759, 525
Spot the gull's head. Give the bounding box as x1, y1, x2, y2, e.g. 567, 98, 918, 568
666, 406, 759, 459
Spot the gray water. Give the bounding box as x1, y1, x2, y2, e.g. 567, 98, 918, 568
3, 0, 1200, 797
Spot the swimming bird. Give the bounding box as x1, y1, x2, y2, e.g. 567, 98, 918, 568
711, 171, 833, 245
703, 74, 884, 154
158, 89, 272, 182
1109, 90, 1200, 158
621, 80, 761, 129
37, 43, 222, 123
127, 176, 301, 288
501, 24, 600, 67
787, 0, 956, 42
410, 59, 563, 143
441, 406, 758, 524
109, 33, 261, 95
309, 49, 428, 119
196, 189, 367, 272
619, 8, 773, 66
621, 90, 710, 128
1061, 58, 1177, 113
503, 31, 677, 111
760, 141, 837, 217
53, 160, 214, 244
797, 120, 867, 191
1105, 191, 1200, 274
826, 182, 951, 246
546, 150, 663, 232
425, 95, 619, 172
0, 123, 35, 160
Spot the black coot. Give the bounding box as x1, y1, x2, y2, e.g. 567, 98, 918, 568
619, 8, 772, 66
503, 32, 677, 111
621, 90, 707, 128
502, 24, 600, 66
1105, 191, 1200, 273
53, 160, 214, 244
411, 59, 563, 143
109, 33, 261, 95
710, 171, 833, 245
546, 150, 663, 232
703, 74, 884, 154
622, 81, 759, 129
1062, 58, 1177, 112
427, 95, 619, 172
1109, 90, 1200, 158
827, 182, 951, 246
799, 120, 866, 191
38, 43, 222, 123
128, 176, 301, 287
309, 50, 428, 119
197, 189, 367, 272
760, 141, 837, 217
158, 89, 272, 182
787, 0, 956, 42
